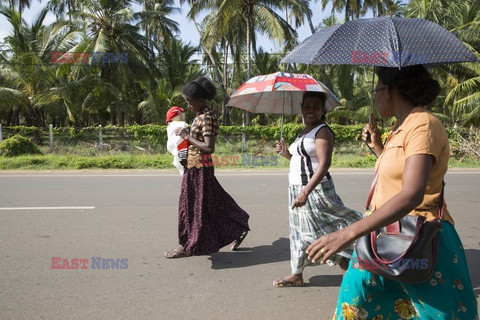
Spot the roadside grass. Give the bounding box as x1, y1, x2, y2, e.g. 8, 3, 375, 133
1, 141, 478, 170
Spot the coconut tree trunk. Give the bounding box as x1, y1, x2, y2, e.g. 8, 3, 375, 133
222, 44, 229, 125
245, 9, 251, 126
190, 17, 225, 91
306, 9, 315, 34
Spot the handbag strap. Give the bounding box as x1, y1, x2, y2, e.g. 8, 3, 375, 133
365, 171, 445, 227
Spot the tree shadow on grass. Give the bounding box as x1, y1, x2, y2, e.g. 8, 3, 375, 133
208, 237, 290, 269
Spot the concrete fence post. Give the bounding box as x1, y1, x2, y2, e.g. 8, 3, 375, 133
49, 124, 54, 152
241, 132, 246, 153
99, 125, 103, 152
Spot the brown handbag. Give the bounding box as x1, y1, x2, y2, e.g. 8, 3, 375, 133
355, 172, 444, 284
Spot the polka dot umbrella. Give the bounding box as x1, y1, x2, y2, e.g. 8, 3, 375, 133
280, 16, 478, 136
281, 17, 478, 67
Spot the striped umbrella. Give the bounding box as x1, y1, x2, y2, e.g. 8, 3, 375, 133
227, 72, 341, 142
227, 72, 340, 115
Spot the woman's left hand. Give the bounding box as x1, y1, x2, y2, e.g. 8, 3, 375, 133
291, 190, 309, 209
306, 229, 353, 264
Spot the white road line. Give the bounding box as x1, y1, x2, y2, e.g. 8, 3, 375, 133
0, 206, 95, 211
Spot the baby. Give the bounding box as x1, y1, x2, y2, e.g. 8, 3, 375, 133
166, 106, 188, 175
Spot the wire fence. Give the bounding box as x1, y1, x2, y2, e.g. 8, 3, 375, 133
0, 124, 278, 156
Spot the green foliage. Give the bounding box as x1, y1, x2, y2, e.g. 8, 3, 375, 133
5, 126, 42, 136
447, 126, 480, 160
0, 124, 381, 151
0, 0, 478, 131
128, 124, 167, 147
0, 154, 174, 170
219, 124, 367, 143
0, 134, 42, 157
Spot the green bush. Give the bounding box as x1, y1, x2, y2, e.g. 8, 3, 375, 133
0, 134, 42, 157
128, 124, 167, 147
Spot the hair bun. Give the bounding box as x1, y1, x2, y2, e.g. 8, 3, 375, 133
194, 77, 217, 100
377, 66, 440, 107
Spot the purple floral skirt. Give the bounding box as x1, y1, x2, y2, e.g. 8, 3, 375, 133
178, 166, 250, 255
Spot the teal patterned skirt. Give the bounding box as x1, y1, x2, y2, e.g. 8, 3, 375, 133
333, 221, 478, 319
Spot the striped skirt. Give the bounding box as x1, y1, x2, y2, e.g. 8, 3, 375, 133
288, 178, 363, 274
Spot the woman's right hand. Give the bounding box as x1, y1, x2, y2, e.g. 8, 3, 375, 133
362, 114, 384, 156
275, 138, 290, 159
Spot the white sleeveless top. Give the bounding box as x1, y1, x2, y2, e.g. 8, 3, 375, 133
288, 123, 331, 185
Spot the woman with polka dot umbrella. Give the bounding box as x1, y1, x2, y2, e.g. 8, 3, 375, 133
284, 16, 479, 320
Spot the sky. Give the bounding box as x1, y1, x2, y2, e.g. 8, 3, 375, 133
0, 0, 332, 54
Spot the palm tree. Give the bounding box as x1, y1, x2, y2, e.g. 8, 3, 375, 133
136, 0, 181, 47
158, 38, 202, 92
69, 0, 159, 126
137, 78, 181, 124
407, 0, 480, 127
442, 64, 480, 126
360, 0, 398, 18
4, 0, 30, 16
184, 0, 298, 125
320, 0, 361, 21
280, 0, 316, 34
46, 0, 79, 21
0, 5, 79, 128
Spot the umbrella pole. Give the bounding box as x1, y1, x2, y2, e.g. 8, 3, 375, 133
280, 93, 285, 152
370, 66, 376, 123
366, 66, 378, 158
281, 114, 284, 140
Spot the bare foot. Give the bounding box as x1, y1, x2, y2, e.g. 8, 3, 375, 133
273, 274, 304, 287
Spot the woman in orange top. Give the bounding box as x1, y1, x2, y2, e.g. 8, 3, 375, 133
307, 66, 478, 319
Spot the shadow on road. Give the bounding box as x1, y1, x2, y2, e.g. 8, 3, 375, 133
307, 274, 344, 287
465, 249, 480, 298
208, 237, 290, 269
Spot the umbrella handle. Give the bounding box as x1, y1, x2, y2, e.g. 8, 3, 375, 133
280, 93, 285, 153
366, 66, 376, 144
279, 113, 284, 154
369, 66, 376, 125
365, 67, 378, 158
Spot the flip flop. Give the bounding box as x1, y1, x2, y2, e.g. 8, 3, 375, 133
273, 277, 304, 287
231, 231, 248, 250
164, 247, 191, 259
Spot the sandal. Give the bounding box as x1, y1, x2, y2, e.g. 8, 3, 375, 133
231, 231, 248, 250
164, 246, 191, 259
273, 277, 304, 287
